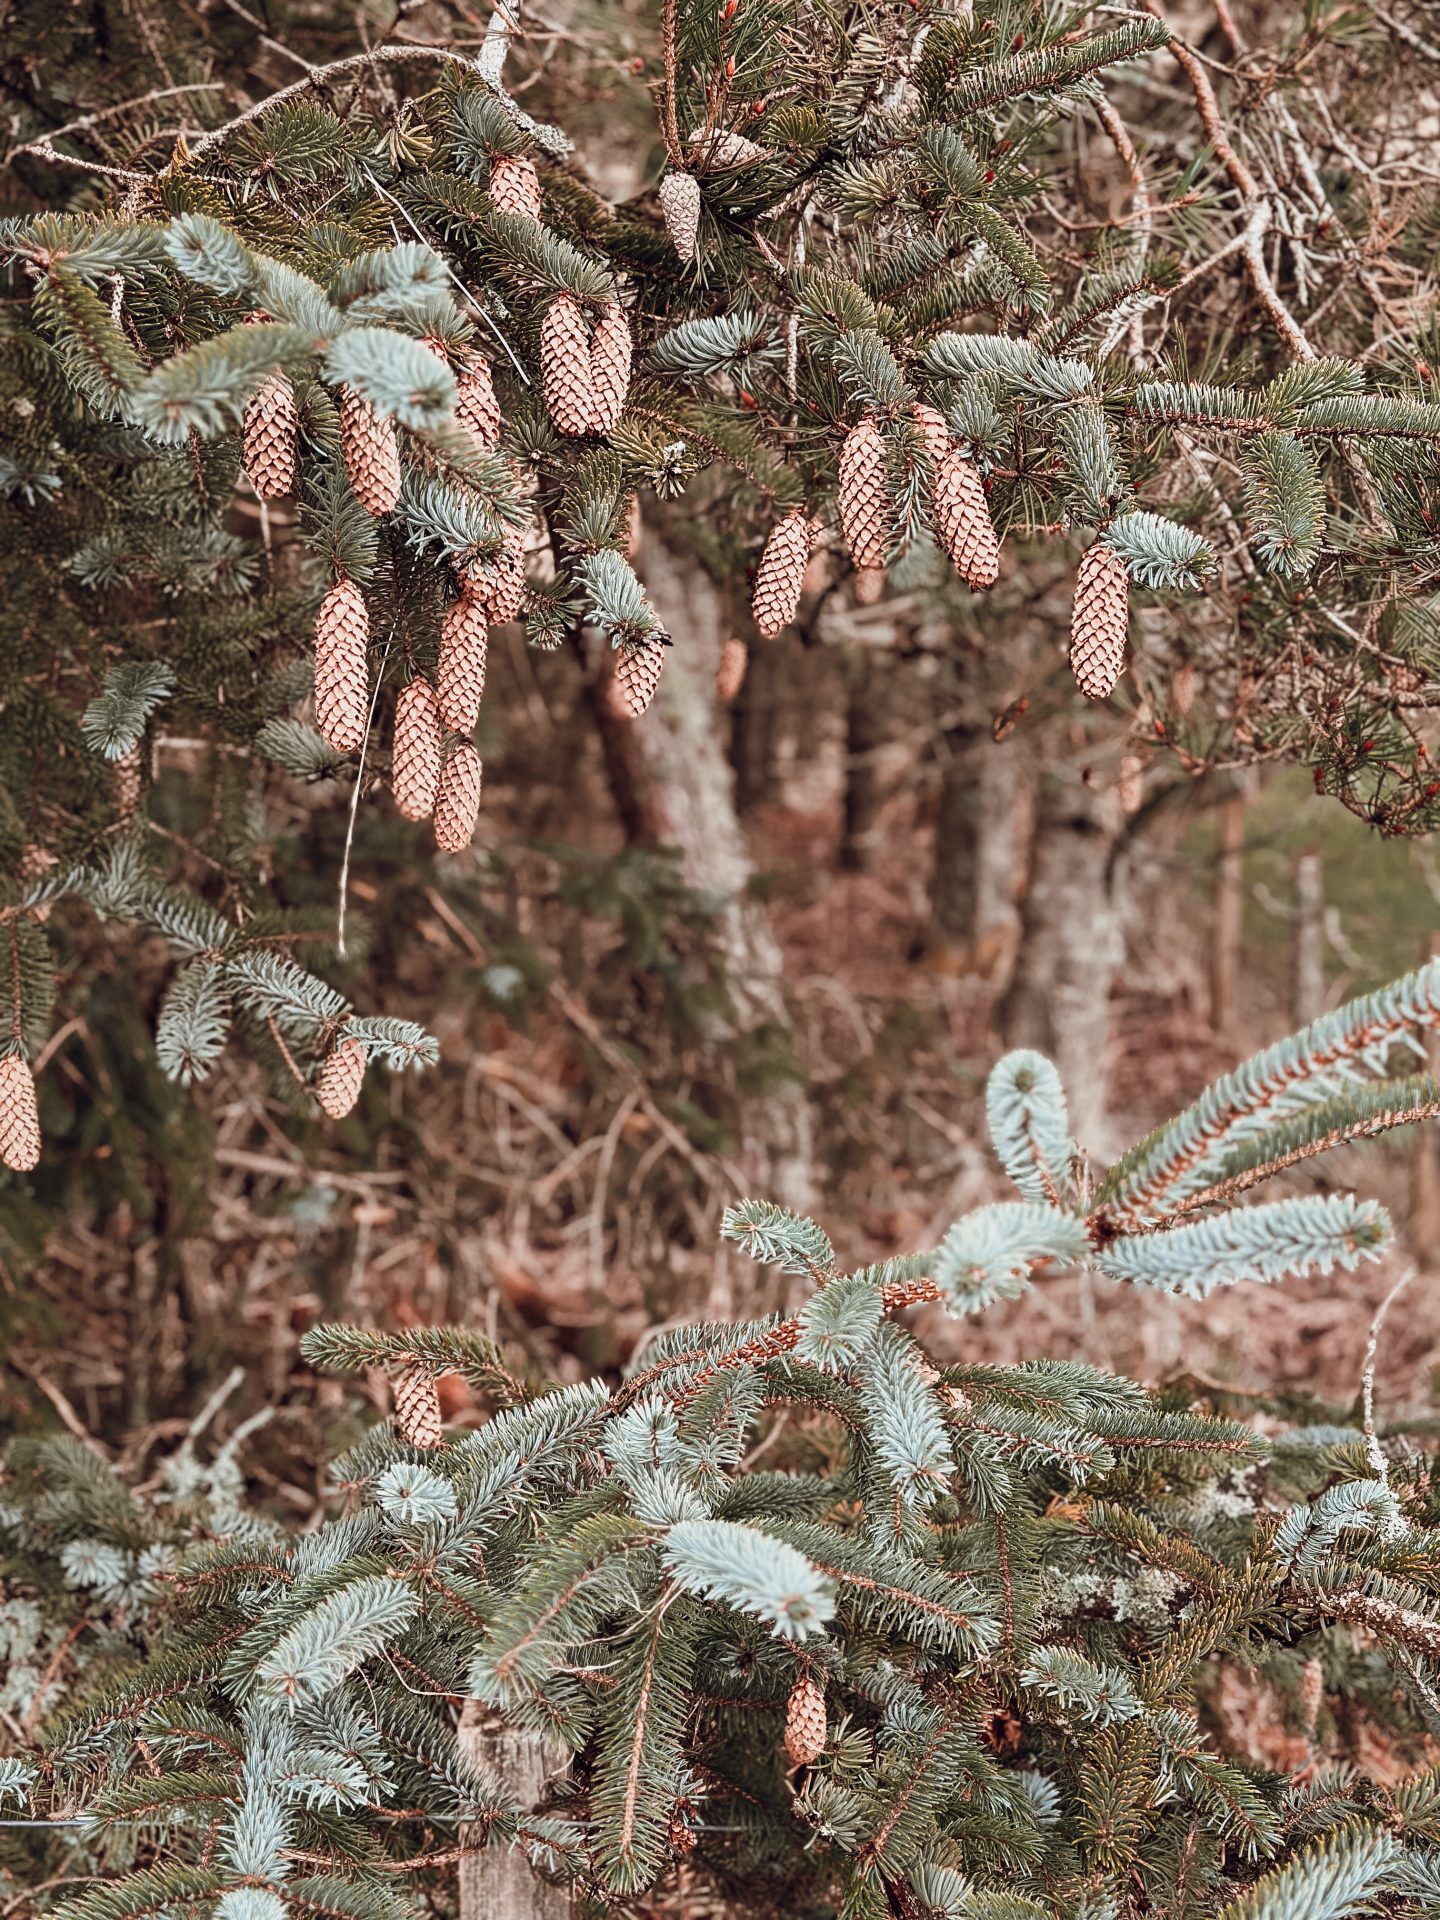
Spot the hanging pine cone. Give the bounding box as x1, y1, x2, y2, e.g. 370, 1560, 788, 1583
716, 636, 748, 702
853, 566, 886, 606
243, 368, 299, 499
912, 400, 951, 466
434, 740, 483, 852
932, 447, 1000, 590
1299, 1655, 1325, 1735
837, 415, 891, 571
752, 510, 815, 638
489, 152, 542, 222
392, 678, 442, 821
438, 590, 489, 733
1070, 540, 1130, 700
314, 578, 370, 753
112, 742, 144, 819
340, 386, 401, 516
0, 1053, 41, 1173
454, 353, 501, 448
541, 292, 597, 437
588, 299, 632, 433
1173, 662, 1197, 717
392, 1362, 443, 1449
784, 1670, 827, 1766
315, 1035, 366, 1118
614, 640, 666, 717
659, 171, 701, 262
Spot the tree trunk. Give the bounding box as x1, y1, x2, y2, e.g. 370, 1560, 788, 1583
633, 521, 815, 1279
927, 720, 1024, 985
1411, 933, 1440, 1256
999, 769, 1124, 1154
458, 1705, 571, 1920
840, 648, 887, 871
1292, 850, 1325, 1026
729, 628, 787, 814
1210, 791, 1247, 1035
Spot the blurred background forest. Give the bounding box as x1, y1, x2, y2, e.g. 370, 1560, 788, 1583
5, 0, 1440, 1481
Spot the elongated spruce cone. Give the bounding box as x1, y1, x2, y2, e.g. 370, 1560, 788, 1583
0, 1054, 41, 1172
112, 742, 144, 820
340, 387, 401, 516
438, 591, 489, 733
392, 1362, 443, 1449
615, 640, 666, 717
315, 579, 370, 753
853, 566, 886, 606
784, 1671, 827, 1766
838, 415, 891, 571
932, 449, 1000, 590
434, 741, 482, 852
659, 171, 701, 262
541, 292, 597, 437
1070, 541, 1130, 700
315, 1036, 366, 1119
243, 369, 299, 499
466, 524, 527, 625
454, 354, 501, 447
490, 152, 542, 222
392, 679, 442, 821
716, 636, 748, 702
912, 400, 951, 466
588, 299, 631, 433
752, 510, 814, 638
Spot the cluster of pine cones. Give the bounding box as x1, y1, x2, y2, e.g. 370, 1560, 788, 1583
749, 402, 1130, 701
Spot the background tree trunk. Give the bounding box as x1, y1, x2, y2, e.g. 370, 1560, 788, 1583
458, 1705, 571, 1920
1210, 789, 1247, 1035
840, 648, 888, 871
999, 769, 1125, 1153
927, 718, 1024, 985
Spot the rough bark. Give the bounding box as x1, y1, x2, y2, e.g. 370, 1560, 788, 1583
927, 717, 1024, 986
729, 626, 787, 814
1210, 790, 1247, 1035
458, 1705, 571, 1920
840, 648, 887, 871
999, 769, 1125, 1154
1292, 849, 1325, 1026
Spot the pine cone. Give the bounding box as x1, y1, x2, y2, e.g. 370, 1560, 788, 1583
437, 590, 489, 732
490, 152, 542, 222
752, 509, 814, 638
541, 293, 597, 437
1173, 662, 1197, 716
853, 565, 886, 606
392, 678, 442, 821
1299, 1656, 1325, 1736
434, 740, 482, 852
0, 1054, 41, 1173
932, 448, 1000, 590
784, 1670, 827, 1767
1117, 752, 1144, 813
392, 1361, 443, 1449
112, 742, 144, 820
588, 298, 632, 433
340, 386, 402, 516
466, 523, 527, 624
912, 400, 950, 466
454, 353, 501, 448
1070, 541, 1130, 700
315, 578, 370, 753
716, 636, 748, 702
243, 368, 299, 499
838, 415, 891, 571
614, 640, 666, 717
659, 171, 701, 262
315, 1035, 366, 1119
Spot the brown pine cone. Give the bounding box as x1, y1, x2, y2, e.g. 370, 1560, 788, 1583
437, 590, 489, 732
752, 510, 815, 638
490, 152, 543, 222
0, 1053, 41, 1173
614, 640, 666, 717
912, 400, 950, 466
1172, 662, 1197, 716
340, 386, 402, 516
315, 579, 370, 753
392, 1361, 443, 1449
852, 565, 886, 606
838, 415, 891, 571
112, 742, 144, 820
784, 1670, 827, 1766
315, 1036, 366, 1119
454, 353, 501, 448
587, 298, 632, 433
932, 448, 1000, 590
659, 171, 701, 262
243, 368, 299, 499
541, 293, 597, 437
716, 636, 748, 702
392, 678, 442, 821
434, 740, 483, 852
1070, 540, 1130, 700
